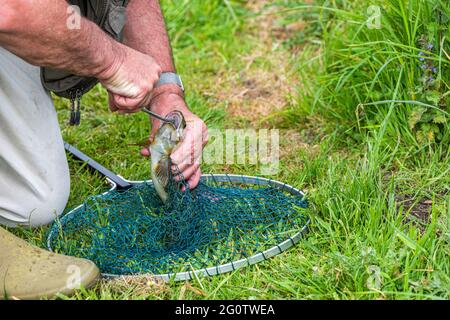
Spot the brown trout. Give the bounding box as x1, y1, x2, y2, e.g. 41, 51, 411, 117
150, 111, 186, 203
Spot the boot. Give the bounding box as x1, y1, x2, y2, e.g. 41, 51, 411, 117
0, 227, 100, 300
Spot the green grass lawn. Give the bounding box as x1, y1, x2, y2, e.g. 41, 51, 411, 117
10, 0, 449, 299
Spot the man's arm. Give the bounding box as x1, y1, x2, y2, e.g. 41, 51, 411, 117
123, 0, 208, 189
124, 0, 175, 72
0, 0, 161, 111
0, 1, 117, 78
107, 0, 178, 110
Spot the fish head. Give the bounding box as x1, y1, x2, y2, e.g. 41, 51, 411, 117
151, 111, 186, 153
165, 110, 186, 141
150, 111, 187, 202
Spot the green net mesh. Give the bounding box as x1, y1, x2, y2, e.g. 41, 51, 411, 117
47, 174, 308, 276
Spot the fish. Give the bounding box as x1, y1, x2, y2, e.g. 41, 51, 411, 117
150, 111, 186, 203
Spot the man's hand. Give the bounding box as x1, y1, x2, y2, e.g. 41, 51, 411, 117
99, 44, 162, 113
140, 92, 208, 190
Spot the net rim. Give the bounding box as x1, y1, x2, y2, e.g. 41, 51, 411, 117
47, 174, 309, 282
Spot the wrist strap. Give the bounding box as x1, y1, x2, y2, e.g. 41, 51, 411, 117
156, 72, 185, 92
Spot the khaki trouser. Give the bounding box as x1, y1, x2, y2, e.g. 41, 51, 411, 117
0, 48, 70, 227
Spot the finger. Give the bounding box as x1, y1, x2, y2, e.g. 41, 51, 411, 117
171, 152, 201, 175
171, 128, 203, 166
140, 148, 150, 157
171, 149, 202, 174
182, 168, 201, 191
150, 120, 162, 134
171, 144, 202, 174
140, 132, 156, 157
175, 162, 200, 182
172, 161, 189, 175
112, 94, 143, 112
108, 92, 119, 112
118, 109, 136, 114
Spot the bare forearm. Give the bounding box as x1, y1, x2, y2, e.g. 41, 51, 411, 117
124, 0, 175, 72
0, 0, 120, 78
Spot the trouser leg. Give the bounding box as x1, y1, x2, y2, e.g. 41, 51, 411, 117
0, 48, 70, 227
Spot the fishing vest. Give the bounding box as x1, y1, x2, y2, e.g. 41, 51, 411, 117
40, 0, 129, 124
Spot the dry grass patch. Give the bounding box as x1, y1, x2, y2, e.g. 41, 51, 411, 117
195, 1, 307, 126
100, 275, 171, 298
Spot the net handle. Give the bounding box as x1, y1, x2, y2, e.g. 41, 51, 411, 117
64, 142, 132, 190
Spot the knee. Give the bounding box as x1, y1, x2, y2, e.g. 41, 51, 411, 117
0, 173, 70, 228
29, 170, 71, 227
27, 175, 70, 227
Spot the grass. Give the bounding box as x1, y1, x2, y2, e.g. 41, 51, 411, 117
8, 0, 449, 299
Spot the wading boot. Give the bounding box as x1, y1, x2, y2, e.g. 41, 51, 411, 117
0, 227, 100, 300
